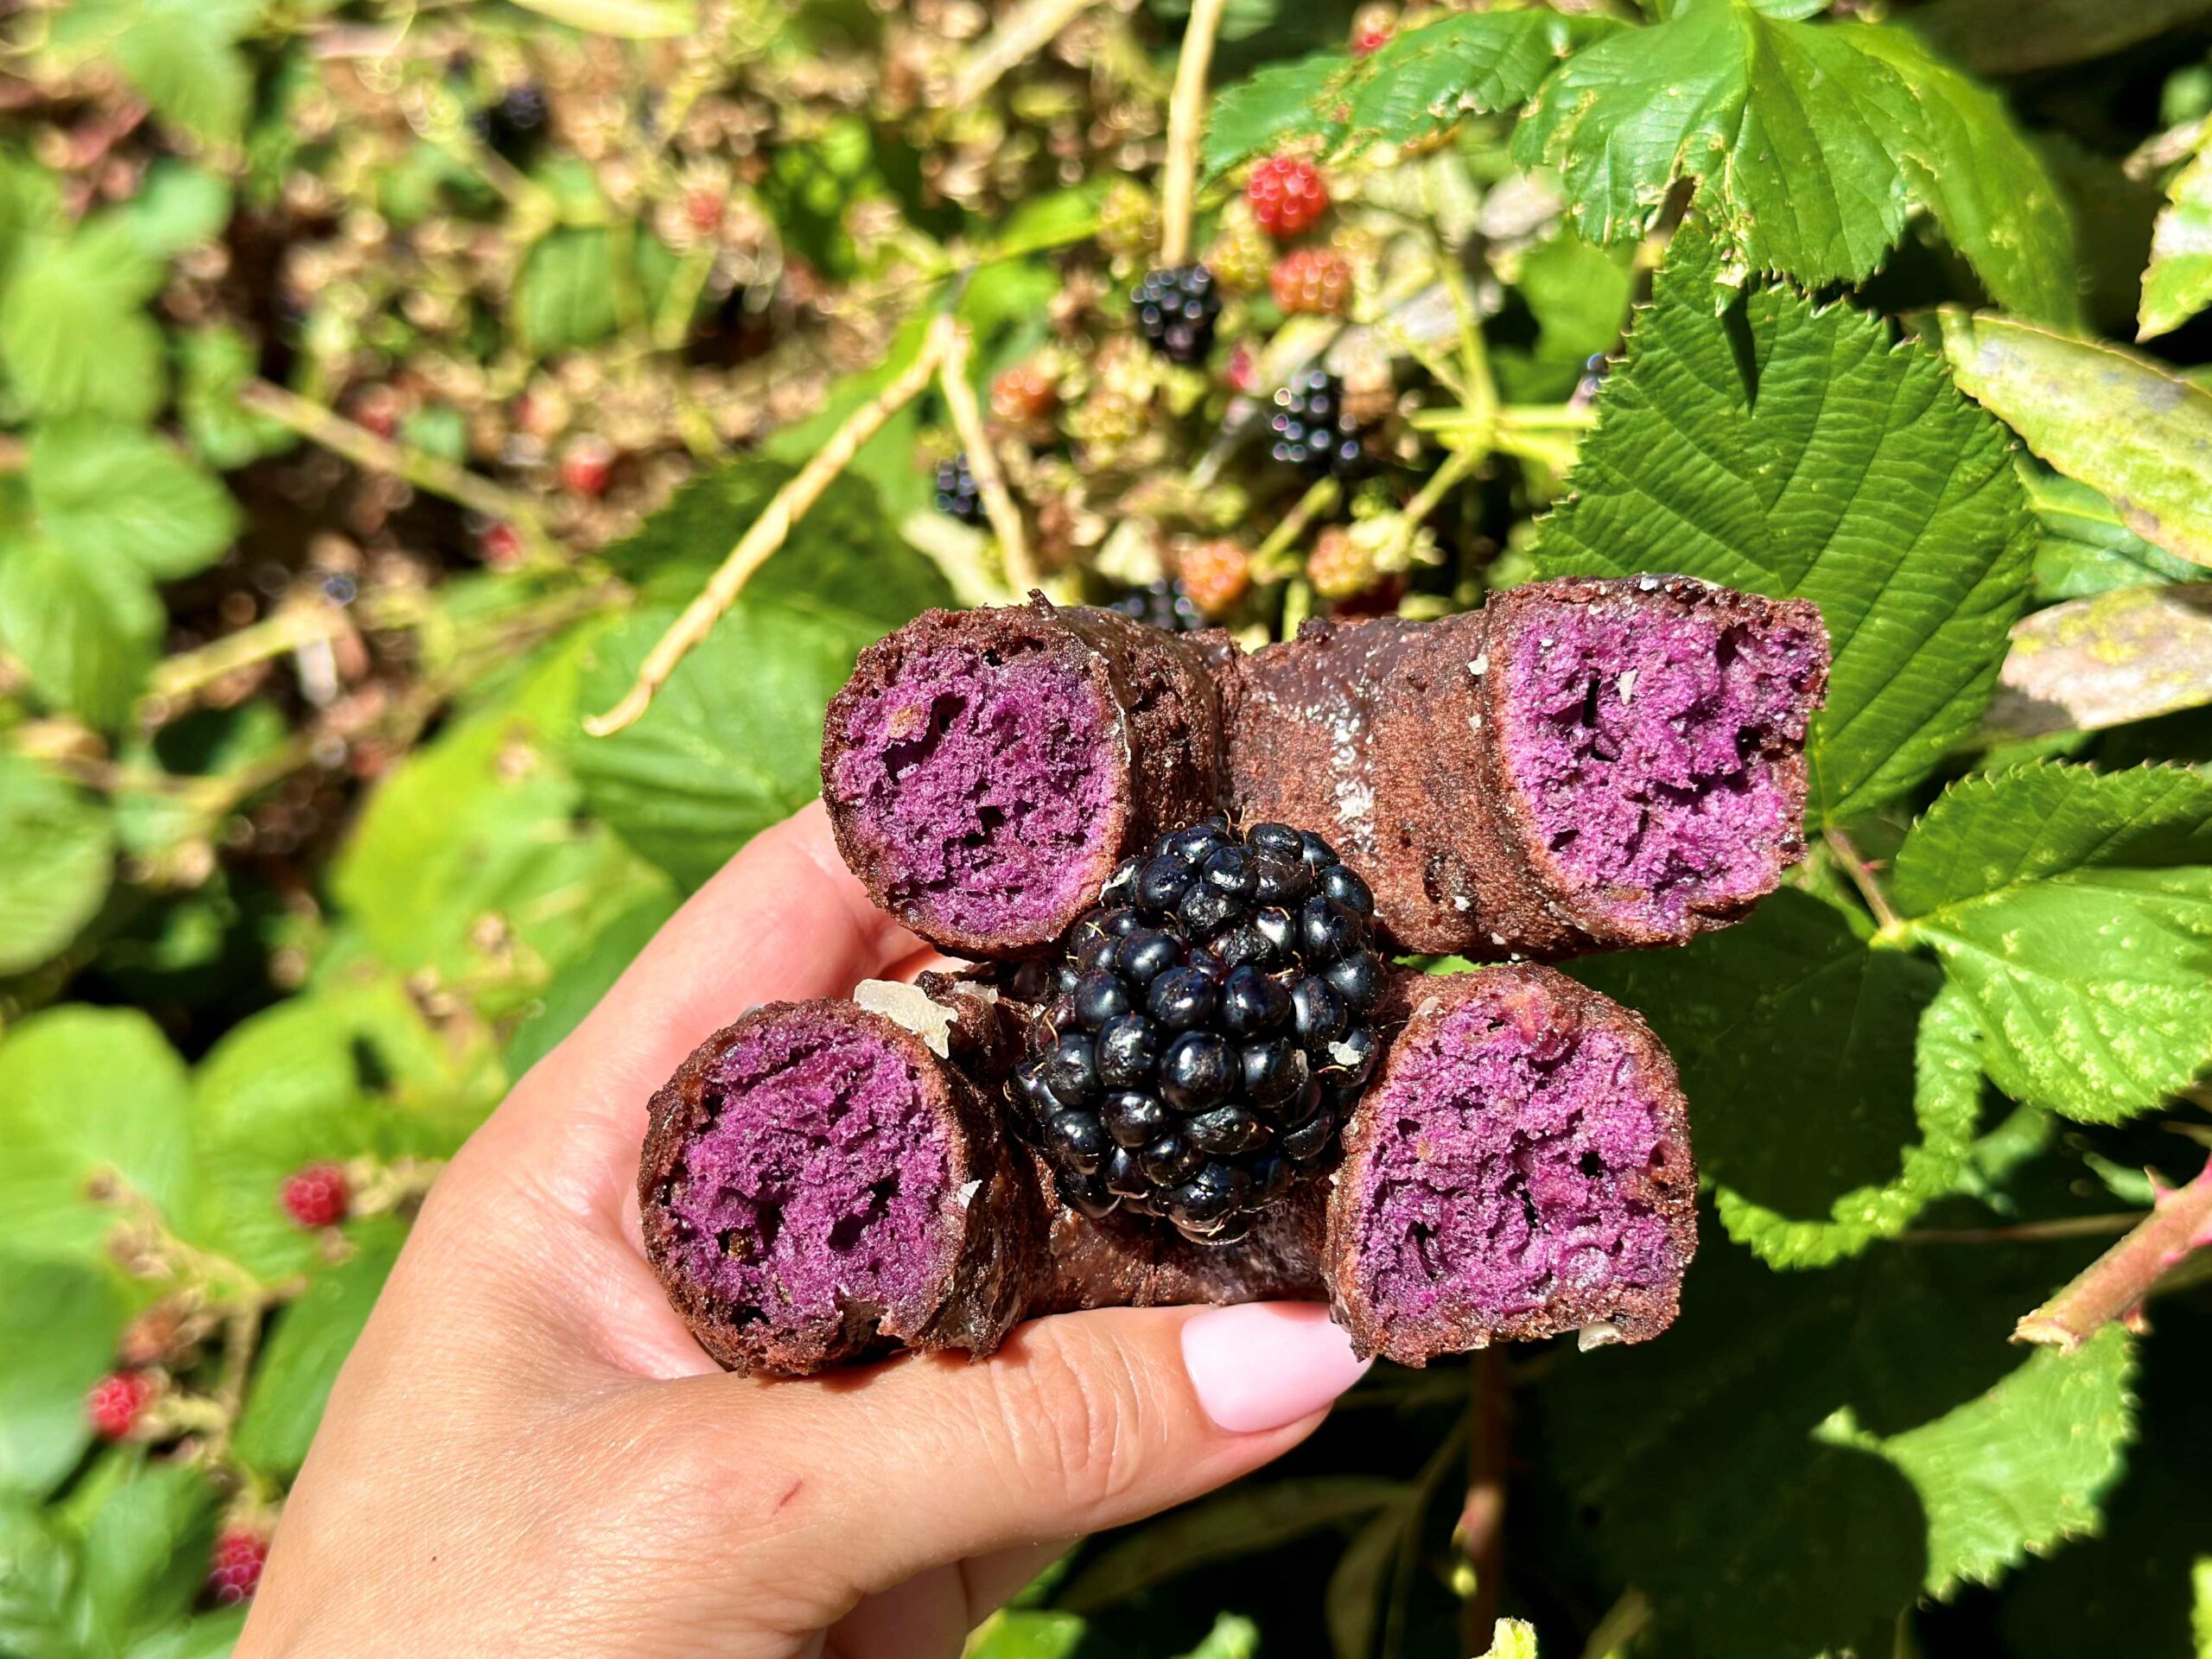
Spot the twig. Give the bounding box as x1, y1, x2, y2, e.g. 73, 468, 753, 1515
2014, 1153, 2212, 1352
1254, 477, 1340, 576
583, 332, 948, 737
1374, 447, 1478, 570
934, 315, 1040, 594
1823, 827, 1902, 932
1903, 1212, 2146, 1245
949, 0, 1102, 107
238, 380, 550, 553
1158, 0, 1228, 266
1459, 1349, 1509, 1648
149, 599, 353, 705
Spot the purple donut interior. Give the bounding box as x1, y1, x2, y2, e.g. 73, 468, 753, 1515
1493, 595, 1823, 931
830, 641, 1118, 939
1349, 982, 1682, 1329
661, 1011, 954, 1335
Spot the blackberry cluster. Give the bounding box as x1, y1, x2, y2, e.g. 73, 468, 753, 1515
1132, 265, 1222, 365
1270, 370, 1364, 480
473, 83, 548, 166
934, 454, 985, 524
1107, 579, 1204, 632
1009, 817, 1385, 1243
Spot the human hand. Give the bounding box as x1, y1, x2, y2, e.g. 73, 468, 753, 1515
237, 803, 1370, 1658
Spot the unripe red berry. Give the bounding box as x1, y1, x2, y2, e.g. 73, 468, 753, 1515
1224, 340, 1261, 395
280, 1163, 350, 1230
1246, 156, 1329, 240
989, 363, 1058, 429
1353, 27, 1390, 54
685, 189, 724, 234
86, 1371, 155, 1440
480, 521, 524, 569
206, 1529, 270, 1605
1271, 246, 1354, 315
1175, 538, 1253, 619
559, 435, 616, 497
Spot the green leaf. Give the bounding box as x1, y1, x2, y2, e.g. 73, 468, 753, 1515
505, 890, 677, 1075
963, 1611, 1089, 1659
120, 162, 232, 259
176, 326, 294, 470
30, 420, 239, 581
509, 0, 696, 35
1577, 893, 1981, 1267
0, 754, 114, 976
233, 1220, 406, 1479
1514, 3, 2075, 321
2024, 467, 2202, 603
1529, 1228, 2139, 1649
0, 1007, 194, 1261
1477, 1622, 1540, 1659
1179, 1613, 1261, 1659
1986, 583, 2212, 741
1325, 1507, 1402, 1659
1891, 763, 2212, 1121
1933, 309, 2212, 571
1532, 221, 2035, 823
126, 1606, 251, 1659
0, 220, 166, 422
1492, 229, 1636, 404
513, 228, 621, 355
2140, 137, 2212, 340
1058, 1478, 1401, 1612
49, 0, 264, 145
78, 1459, 221, 1645
1205, 54, 1348, 175
1908, 0, 2212, 77
0, 1255, 127, 1498
0, 529, 164, 728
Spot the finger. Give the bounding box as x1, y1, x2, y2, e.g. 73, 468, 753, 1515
823, 1542, 1069, 1659
688, 1302, 1370, 1626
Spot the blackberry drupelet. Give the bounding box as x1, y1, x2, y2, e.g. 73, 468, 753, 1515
1270, 369, 1364, 480
1008, 817, 1386, 1243
934, 454, 986, 524
1132, 265, 1222, 365
1107, 579, 1204, 632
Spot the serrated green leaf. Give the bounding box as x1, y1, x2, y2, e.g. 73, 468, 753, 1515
233, 1220, 405, 1478
0, 221, 166, 422
510, 0, 696, 35
126, 1605, 250, 1659
1058, 1478, 1402, 1613
1892, 763, 2212, 1121
0, 1256, 127, 1499
1514, 3, 2075, 320
1909, 0, 2212, 77
176, 326, 293, 470
505, 890, 677, 1075
1493, 229, 1636, 404
2024, 467, 2201, 602
78, 1459, 220, 1646
0, 753, 114, 976
1204, 55, 1348, 175
1934, 309, 2212, 570
120, 162, 232, 259
0, 1007, 193, 1261
2140, 137, 2212, 340
30, 420, 239, 581
1532, 221, 2034, 823
1575, 892, 1980, 1267
49, 0, 263, 146
0, 530, 163, 728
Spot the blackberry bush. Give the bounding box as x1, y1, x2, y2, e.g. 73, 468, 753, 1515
1009, 817, 1384, 1243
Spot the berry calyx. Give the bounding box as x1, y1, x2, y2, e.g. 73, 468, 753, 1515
989, 363, 1058, 430
281, 1162, 351, 1230
934, 454, 986, 525
1175, 538, 1252, 620
1270, 369, 1364, 480
1247, 156, 1330, 240
86, 1370, 156, 1441
559, 435, 615, 497
1009, 817, 1384, 1243
1132, 265, 1222, 365
1271, 246, 1353, 316
207, 1529, 270, 1605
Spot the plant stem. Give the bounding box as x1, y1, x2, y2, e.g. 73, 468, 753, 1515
238, 380, 552, 556
949, 0, 1102, 107
1158, 0, 1228, 267
934, 315, 1039, 595
1254, 477, 1340, 575
1823, 827, 1902, 931
148, 599, 353, 705
582, 330, 948, 736
1903, 1212, 2145, 1244
2013, 1153, 2212, 1351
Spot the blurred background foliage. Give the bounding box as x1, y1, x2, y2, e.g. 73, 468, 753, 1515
1, 0, 2211, 1655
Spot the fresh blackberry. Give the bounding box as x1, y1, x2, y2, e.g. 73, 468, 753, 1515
1008, 817, 1386, 1243
1270, 369, 1364, 480
473, 82, 549, 167
1132, 265, 1221, 365
934, 454, 985, 524
1107, 579, 1204, 632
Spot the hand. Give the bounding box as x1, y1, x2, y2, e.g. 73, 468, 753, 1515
238, 803, 1370, 1658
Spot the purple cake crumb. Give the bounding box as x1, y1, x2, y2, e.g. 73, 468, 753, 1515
1491, 589, 1826, 938
828, 643, 1117, 942
1328, 967, 1695, 1363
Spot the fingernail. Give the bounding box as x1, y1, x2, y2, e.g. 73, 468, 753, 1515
1181, 1302, 1371, 1433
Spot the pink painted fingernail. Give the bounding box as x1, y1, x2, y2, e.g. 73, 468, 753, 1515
1180, 1302, 1372, 1433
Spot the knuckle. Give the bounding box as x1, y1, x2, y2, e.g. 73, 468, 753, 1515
984, 1333, 1153, 1514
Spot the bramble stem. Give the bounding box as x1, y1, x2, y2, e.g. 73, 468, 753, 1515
950, 0, 1102, 107
582, 330, 948, 736
1824, 827, 1903, 932
1254, 477, 1340, 575
1903, 1212, 2145, 1244
934, 315, 1039, 595
2013, 1153, 2212, 1351
1158, 0, 1228, 266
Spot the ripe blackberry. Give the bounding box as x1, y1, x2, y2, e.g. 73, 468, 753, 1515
1271, 247, 1353, 316
1007, 817, 1386, 1243
1270, 370, 1364, 479
1247, 156, 1330, 239
1107, 579, 1204, 632
473, 82, 549, 167
1132, 265, 1221, 365
934, 454, 986, 525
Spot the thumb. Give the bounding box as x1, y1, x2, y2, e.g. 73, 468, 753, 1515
713, 1301, 1369, 1613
